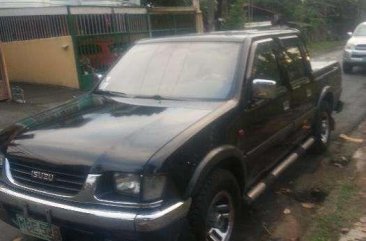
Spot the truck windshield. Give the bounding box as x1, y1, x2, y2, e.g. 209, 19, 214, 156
354, 24, 366, 36
96, 42, 240, 100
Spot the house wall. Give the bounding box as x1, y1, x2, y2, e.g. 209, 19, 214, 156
0, 0, 140, 8
2, 36, 79, 88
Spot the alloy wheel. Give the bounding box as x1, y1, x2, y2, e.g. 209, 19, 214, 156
206, 191, 235, 241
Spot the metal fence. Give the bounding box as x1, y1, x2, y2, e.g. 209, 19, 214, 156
0, 6, 197, 90
0, 15, 69, 42
72, 10, 196, 90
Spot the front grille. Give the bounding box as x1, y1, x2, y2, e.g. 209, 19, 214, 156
352, 53, 366, 58
7, 158, 88, 196
355, 44, 366, 50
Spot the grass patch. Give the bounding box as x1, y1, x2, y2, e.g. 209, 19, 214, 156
307, 40, 345, 56
305, 181, 360, 241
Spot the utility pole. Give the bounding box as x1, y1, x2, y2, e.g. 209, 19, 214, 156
193, 0, 204, 32
207, 0, 215, 31
248, 0, 253, 22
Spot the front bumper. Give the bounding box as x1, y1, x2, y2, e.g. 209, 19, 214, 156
0, 182, 191, 239
343, 49, 366, 65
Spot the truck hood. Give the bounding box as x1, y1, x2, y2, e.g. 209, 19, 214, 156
347, 36, 366, 45
1, 94, 213, 173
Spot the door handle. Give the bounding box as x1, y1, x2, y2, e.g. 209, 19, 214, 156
283, 100, 290, 111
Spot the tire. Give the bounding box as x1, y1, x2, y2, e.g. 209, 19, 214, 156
311, 101, 332, 154
343, 62, 353, 74
188, 169, 241, 241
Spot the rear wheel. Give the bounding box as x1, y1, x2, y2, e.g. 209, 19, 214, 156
188, 169, 240, 241
343, 62, 353, 74
311, 101, 332, 153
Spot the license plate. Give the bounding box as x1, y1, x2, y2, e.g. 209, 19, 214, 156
16, 214, 62, 241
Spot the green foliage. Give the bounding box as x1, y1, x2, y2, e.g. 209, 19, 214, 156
222, 0, 246, 30
252, 0, 364, 41
200, 0, 217, 19
254, 0, 302, 20
144, 0, 364, 40
306, 182, 360, 241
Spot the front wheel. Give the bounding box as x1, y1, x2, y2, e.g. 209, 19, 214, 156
311, 101, 332, 153
188, 169, 240, 241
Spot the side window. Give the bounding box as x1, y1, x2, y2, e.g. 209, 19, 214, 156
251, 40, 287, 98
279, 37, 309, 87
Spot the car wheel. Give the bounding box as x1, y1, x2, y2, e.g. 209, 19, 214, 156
343, 62, 353, 74
188, 169, 240, 241
311, 101, 332, 154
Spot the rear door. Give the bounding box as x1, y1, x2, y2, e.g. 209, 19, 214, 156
239, 38, 295, 182
278, 36, 317, 140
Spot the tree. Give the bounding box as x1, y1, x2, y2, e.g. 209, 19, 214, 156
253, 0, 362, 40
222, 0, 246, 30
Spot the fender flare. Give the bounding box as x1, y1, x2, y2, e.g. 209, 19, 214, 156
316, 85, 336, 129
184, 145, 247, 198
317, 86, 333, 109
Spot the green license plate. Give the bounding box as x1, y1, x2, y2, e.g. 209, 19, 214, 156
16, 214, 62, 241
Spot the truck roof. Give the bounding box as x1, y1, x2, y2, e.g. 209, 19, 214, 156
137, 28, 300, 44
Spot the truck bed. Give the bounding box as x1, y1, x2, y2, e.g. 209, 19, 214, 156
311, 60, 340, 79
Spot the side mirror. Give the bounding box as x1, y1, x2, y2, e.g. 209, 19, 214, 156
91, 73, 104, 90
93, 73, 104, 82
347, 32, 353, 37
252, 79, 277, 99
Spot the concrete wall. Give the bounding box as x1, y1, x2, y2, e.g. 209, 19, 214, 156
0, 0, 140, 8
2, 36, 79, 89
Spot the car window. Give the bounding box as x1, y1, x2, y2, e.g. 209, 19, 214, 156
251, 40, 287, 96
279, 37, 309, 88
354, 24, 366, 36
97, 42, 241, 100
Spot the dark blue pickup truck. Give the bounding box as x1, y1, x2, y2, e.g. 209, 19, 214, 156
0, 29, 342, 241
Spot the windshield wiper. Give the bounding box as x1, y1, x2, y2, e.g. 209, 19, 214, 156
133, 95, 184, 101
94, 90, 128, 98
94, 92, 185, 101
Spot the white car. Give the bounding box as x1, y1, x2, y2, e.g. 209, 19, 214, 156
343, 22, 366, 73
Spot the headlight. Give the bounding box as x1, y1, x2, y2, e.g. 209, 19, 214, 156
112, 173, 166, 201
113, 173, 141, 197
345, 43, 355, 50
143, 175, 166, 201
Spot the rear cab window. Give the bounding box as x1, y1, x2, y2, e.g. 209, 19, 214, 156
278, 36, 310, 89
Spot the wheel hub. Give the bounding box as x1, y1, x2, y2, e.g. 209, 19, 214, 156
206, 191, 234, 241
320, 112, 330, 144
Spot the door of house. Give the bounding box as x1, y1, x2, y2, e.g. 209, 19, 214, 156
0, 42, 11, 101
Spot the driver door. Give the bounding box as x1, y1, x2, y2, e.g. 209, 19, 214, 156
239, 39, 295, 182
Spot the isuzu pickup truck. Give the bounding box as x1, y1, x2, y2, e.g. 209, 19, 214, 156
0, 29, 342, 241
